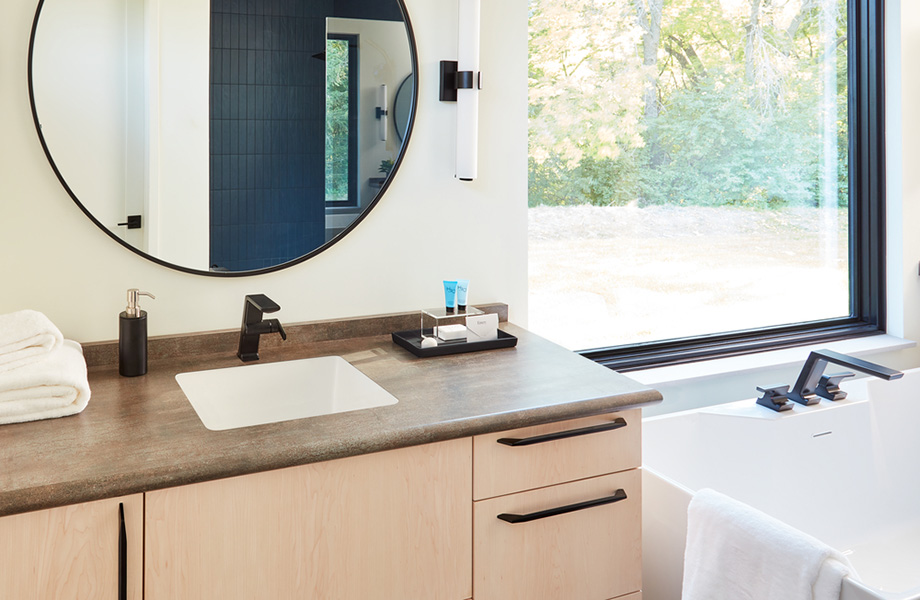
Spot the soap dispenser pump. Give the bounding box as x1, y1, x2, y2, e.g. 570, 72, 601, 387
119, 289, 155, 377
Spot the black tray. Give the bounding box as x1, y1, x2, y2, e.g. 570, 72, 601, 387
391, 328, 518, 358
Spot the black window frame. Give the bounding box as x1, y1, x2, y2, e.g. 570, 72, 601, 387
579, 0, 887, 372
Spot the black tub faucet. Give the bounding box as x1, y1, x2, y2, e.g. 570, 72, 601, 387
237, 294, 287, 362
785, 349, 902, 406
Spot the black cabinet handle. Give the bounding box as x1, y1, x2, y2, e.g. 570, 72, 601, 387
496, 418, 627, 447
497, 489, 628, 524
118, 503, 127, 600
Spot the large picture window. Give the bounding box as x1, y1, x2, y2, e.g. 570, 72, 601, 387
527, 0, 885, 369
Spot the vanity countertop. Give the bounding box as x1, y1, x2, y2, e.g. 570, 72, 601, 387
0, 322, 661, 517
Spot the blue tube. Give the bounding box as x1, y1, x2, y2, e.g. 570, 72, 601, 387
443, 280, 458, 313
456, 279, 470, 310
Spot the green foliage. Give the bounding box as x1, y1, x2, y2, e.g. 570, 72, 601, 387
528, 0, 850, 210
641, 75, 815, 207
529, 153, 640, 207
325, 39, 350, 201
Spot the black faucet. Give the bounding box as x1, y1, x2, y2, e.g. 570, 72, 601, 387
786, 349, 902, 405
757, 350, 902, 412
237, 294, 287, 362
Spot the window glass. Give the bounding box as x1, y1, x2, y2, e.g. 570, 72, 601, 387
528, 0, 849, 352
325, 38, 351, 203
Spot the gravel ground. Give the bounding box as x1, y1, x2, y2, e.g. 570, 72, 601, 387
528, 204, 850, 351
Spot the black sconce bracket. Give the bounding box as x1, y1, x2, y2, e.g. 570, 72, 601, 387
439, 60, 481, 102
376, 107, 388, 119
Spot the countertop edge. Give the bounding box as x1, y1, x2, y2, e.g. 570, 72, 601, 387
2, 389, 661, 517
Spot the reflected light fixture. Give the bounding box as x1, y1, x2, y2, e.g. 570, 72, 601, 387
376, 84, 388, 142
439, 0, 481, 181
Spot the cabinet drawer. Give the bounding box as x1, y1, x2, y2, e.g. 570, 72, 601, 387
473, 469, 641, 600
473, 409, 640, 500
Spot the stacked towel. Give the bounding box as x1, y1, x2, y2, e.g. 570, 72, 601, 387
0, 311, 90, 425
682, 488, 855, 600
0, 309, 64, 372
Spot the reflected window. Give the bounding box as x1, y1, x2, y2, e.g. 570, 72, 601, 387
325, 35, 359, 207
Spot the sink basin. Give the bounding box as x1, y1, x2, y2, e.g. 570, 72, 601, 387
176, 355, 398, 431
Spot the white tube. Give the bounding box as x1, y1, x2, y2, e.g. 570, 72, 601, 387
456, 0, 480, 181
377, 84, 388, 142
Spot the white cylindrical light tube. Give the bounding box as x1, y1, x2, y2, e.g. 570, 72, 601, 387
456, 0, 480, 181
377, 84, 388, 142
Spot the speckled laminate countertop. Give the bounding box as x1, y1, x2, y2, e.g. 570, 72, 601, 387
0, 321, 661, 517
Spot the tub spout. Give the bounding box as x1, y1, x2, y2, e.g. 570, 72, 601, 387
786, 349, 902, 406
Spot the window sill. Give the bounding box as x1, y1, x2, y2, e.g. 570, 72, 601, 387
627, 334, 915, 388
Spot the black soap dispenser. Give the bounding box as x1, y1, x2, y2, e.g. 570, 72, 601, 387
119, 289, 156, 377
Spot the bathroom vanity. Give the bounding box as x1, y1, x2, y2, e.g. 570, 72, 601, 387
0, 311, 659, 599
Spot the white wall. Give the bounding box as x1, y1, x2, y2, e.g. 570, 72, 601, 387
0, 0, 529, 343
151, 0, 210, 270
888, 0, 920, 349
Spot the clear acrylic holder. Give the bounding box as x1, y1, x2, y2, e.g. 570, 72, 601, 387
420, 306, 484, 340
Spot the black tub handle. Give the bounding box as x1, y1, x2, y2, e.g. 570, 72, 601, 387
497, 489, 627, 524
118, 503, 127, 600
496, 418, 627, 447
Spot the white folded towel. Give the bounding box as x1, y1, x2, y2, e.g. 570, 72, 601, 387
0, 340, 91, 425
682, 488, 855, 600
0, 309, 64, 372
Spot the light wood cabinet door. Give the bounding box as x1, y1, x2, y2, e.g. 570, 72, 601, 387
473, 469, 641, 600
0, 494, 144, 600
145, 438, 472, 600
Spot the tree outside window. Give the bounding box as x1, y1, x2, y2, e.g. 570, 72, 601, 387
528, 0, 849, 352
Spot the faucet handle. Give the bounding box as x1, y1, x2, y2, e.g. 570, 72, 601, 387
244, 319, 287, 340
245, 294, 281, 314
815, 371, 855, 401
756, 384, 792, 412
266, 318, 287, 341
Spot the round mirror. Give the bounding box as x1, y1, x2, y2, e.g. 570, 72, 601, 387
28, 0, 417, 275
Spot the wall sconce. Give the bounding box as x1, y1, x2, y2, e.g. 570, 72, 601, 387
439, 0, 481, 181
376, 84, 388, 142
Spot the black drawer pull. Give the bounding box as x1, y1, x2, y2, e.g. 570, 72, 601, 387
497, 489, 627, 524
496, 418, 626, 447
118, 503, 127, 600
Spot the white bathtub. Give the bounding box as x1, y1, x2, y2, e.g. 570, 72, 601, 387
642, 369, 920, 600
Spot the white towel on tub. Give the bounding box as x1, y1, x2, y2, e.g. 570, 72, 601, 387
0, 340, 91, 425
682, 488, 855, 600
0, 309, 64, 372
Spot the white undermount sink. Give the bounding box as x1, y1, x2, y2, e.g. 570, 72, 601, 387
176, 355, 398, 431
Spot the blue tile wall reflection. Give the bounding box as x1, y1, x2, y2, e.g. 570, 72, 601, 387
209, 0, 330, 271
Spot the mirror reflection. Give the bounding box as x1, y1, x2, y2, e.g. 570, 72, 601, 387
393, 74, 414, 142
30, 0, 416, 274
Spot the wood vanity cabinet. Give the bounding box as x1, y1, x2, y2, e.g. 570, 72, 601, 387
144, 437, 472, 600
1, 409, 642, 599
472, 410, 643, 600
0, 494, 143, 600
